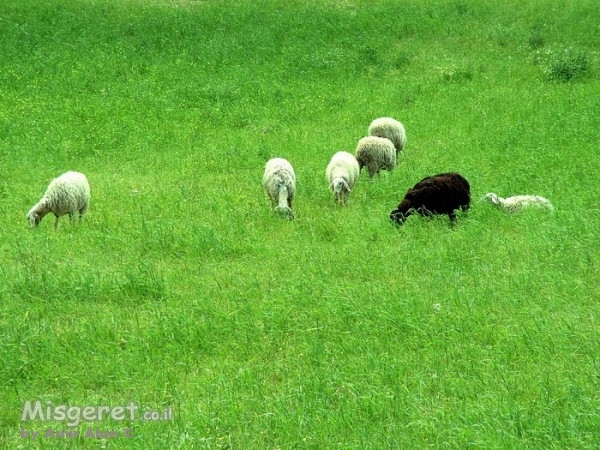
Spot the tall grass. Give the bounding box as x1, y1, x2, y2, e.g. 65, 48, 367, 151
1, 0, 598, 448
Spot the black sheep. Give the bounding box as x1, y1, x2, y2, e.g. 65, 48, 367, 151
390, 172, 471, 225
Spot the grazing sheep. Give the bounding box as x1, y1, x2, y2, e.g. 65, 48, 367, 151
325, 151, 360, 205
390, 172, 470, 225
482, 193, 554, 213
27, 171, 90, 228
355, 136, 396, 179
368, 117, 407, 154
262, 158, 296, 220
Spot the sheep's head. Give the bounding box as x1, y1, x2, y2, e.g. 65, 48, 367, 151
330, 178, 350, 204
390, 201, 414, 225
483, 193, 502, 206
27, 201, 49, 227
389, 210, 406, 224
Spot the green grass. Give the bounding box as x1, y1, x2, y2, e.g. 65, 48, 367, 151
1, 0, 599, 448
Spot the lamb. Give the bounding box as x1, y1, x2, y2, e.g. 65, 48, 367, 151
325, 151, 360, 205
482, 193, 554, 213
390, 172, 471, 225
368, 117, 407, 154
354, 136, 397, 178
27, 171, 91, 228
262, 158, 296, 220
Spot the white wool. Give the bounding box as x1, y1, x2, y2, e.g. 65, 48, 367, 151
325, 151, 360, 205
368, 117, 406, 154
27, 171, 91, 228
354, 136, 396, 178
483, 193, 554, 213
262, 158, 296, 219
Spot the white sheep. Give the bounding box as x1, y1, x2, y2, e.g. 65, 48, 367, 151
262, 158, 296, 220
354, 136, 397, 178
325, 151, 360, 205
27, 171, 91, 228
368, 117, 406, 154
482, 193, 554, 213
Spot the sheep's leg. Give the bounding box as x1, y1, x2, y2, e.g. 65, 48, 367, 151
54, 215, 60, 229
368, 163, 377, 179
79, 204, 88, 221
442, 209, 456, 229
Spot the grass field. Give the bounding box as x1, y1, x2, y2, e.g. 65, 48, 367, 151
1, 0, 599, 448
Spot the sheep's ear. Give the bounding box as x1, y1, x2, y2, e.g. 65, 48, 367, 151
343, 180, 350, 191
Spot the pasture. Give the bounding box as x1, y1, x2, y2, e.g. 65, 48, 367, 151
0, 0, 598, 448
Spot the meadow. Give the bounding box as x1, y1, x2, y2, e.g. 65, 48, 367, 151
0, 0, 599, 448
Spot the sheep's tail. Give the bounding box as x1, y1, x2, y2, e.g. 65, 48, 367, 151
273, 185, 293, 219
275, 205, 294, 219
277, 185, 289, 209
